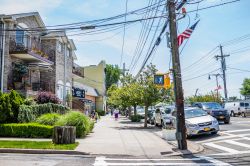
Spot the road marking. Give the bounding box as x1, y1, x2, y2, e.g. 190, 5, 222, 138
203, 142, 240, 153
199, 156, 231, 166
222, 129, 250, 133
93, 156, 231, 166
224, 140, 250, 148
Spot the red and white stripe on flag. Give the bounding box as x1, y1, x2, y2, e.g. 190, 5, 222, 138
177, 29, 193, 46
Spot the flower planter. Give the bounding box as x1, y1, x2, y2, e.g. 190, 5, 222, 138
162, 128, 176, 141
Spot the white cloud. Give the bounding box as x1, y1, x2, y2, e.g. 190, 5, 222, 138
0, 0, 62, 15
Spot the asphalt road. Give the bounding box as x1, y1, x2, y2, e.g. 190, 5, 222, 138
0, 117, 249, 166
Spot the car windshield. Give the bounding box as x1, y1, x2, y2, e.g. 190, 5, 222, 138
185, 109, 208, 119
202, 103, 222, 110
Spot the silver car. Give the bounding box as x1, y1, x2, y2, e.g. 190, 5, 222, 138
168, 107, 219, 137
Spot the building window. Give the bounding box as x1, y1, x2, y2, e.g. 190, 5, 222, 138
57, 80, 64, 100
57, 41, 63, 53
16, 28, 24, 44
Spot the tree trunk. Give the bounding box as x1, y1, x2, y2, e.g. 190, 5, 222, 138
128, 106, 132, 118
133, 105, 137, 115
53, 126, 76, 144
144, 105, 148, 128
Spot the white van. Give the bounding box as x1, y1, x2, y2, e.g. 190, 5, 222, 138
224, 101, 250, 117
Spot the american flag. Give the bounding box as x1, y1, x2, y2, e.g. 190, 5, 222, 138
177, 20, 200, 46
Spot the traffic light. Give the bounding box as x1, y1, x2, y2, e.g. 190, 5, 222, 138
154, 73, 171, 89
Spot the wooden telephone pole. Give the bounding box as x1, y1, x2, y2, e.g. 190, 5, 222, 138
167, 0, 187, 150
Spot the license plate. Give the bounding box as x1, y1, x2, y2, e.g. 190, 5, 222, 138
219, 116, 224, 119
204, 128, 210, 131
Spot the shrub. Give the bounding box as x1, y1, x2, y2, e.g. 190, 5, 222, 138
9, 90, 24, 122
18, 103, 69, 123
96, 109, 105, 116
130, 115, 143, 122
56, 111, 92, 138
36, 91, 60, 104
0, 92, 12, 123
0, 123, 53, 138
23, 97, 36, 105
36, 113, 61, 126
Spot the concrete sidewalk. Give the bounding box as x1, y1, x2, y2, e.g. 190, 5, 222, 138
76, 115, 178, 157
0, 115, 203, 157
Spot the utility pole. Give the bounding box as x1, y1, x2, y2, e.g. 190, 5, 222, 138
167, 0, 187, 150
194, 88, 199, 97
215, 45, 229, 102
209, 73, 221, 100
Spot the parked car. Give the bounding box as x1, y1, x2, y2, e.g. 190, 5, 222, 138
137, 108, 145, 118
147, 108, 156, 124
224, 101, 250, 117
192, 102, 230, 124
154, 106, 175, 127
168, 107, 219, 137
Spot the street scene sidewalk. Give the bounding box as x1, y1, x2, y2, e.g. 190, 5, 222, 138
76, 115, 202, 158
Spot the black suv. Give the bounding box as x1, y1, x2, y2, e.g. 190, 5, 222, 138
192, 102, 230, 124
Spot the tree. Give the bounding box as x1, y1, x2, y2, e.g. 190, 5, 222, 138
240, 78, 250, 99
186, 92, 222, 105
105, 64, 121, 90
138, 64, 161, 127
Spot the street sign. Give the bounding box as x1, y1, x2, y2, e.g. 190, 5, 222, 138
154, 74, 164, 85
154, 73, 171, 89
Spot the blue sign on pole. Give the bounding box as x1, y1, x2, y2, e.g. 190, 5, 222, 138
154, 75, 164, 85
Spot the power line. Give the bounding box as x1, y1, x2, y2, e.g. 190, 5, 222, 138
183, 68, 220, 82
227, 67, 250, 73
120, 0, 129, 68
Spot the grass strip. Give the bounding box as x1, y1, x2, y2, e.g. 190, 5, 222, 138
0, 140, 79, 150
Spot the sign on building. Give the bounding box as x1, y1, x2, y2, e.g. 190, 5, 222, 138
72, 87, 85, 98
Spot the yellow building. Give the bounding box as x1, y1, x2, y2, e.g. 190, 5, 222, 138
73, 61, 106, 112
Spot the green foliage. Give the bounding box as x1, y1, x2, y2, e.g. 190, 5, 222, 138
13, 63, 28, 82
186, 92, 222, 104
36, 113, 61, 126
0, 92, 12, 123
9, 90, 24, 122
18, 103, 69, 123
0, 140, 78, 150
240, 78, 250, 98
105, 64, 121, 90
96, 109, 105, 116
0, 90, 24, 123
130, 115, 143, 122
0, 123, 53, 138
23, 97, 36, 105
56, 111, 93, 138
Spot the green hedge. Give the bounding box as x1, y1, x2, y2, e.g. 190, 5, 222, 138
96, 109, 105, 116
18, 103, 69, 123
0, 123, 53, 138
130, 115, 143, 122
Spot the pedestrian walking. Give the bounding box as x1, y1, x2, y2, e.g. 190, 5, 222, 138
114, 108, 119, 121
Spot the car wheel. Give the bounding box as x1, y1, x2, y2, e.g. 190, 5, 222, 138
212, 131, 218, 135
242, 112, 246, 117
230, 111, 235, 117
224, 120, 230, 124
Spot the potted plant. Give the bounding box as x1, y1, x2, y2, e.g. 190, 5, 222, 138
162, 121, 176, 141
13, 63, 28, 89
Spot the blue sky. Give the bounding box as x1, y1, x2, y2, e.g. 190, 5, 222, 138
1, 0, 249, 98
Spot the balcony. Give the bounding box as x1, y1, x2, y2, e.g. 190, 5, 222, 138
9, 34, 54, 65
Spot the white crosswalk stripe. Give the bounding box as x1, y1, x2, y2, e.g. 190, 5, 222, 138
202, 129, 250, 155
93, 156, 231, 166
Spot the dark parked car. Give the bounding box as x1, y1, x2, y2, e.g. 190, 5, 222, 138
192, 102, 230, 124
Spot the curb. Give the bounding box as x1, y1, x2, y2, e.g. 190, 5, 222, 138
167, 140, 204, 156
0, 148, 90, 155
